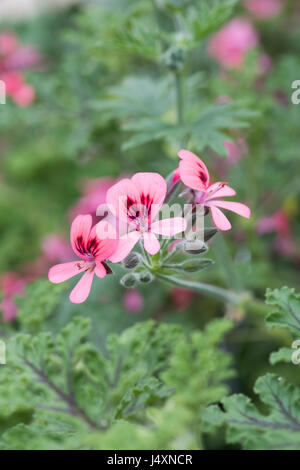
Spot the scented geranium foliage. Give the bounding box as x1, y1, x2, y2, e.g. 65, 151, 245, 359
0, 279, 234, 450
202, 287, 300, 450
48, 152, 250, 304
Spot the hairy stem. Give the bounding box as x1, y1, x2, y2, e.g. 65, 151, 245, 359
156, 273, 241, 304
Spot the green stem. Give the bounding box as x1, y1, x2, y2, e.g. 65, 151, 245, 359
175, 71, 184, 127
156, 273, 241, 304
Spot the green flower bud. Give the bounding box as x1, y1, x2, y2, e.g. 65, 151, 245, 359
163, 46, 184, 72
122, 252, 141, 270
139, 271, 154, 284
179, 258, 214, 273
120, 273, 137, 288
184, 240, 208, 255
204, 227, 218, 242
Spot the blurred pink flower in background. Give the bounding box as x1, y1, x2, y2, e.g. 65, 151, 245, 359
256, 210, 300, 262
0, 32, 19, 56
207, 18, 259, 69
171, 287, 194, 311
256, 210, 290, 237
244, 0, 284, 20
69, 177, 115, 224
41, 234, 73, 264
258, 53, 272, 75
123, 289, 144, 314
224, 138, 249, 165
0, 31, 41, 107
0, 272, 28, 322
12, 82, 35, 107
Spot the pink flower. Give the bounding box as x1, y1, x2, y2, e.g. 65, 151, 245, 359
244, 0, 283, 19
171, 287, 194, 311
224, 139, 248, 165
12, 83, 35, 107
207, 18, 259, 69
42, 234, 73, 264
256, 211, 290, 237
178, 149, 251, 231
123, 289, 144, 314
0, 272, 28, 322
48, 215, 118, 304
0, 32, 40, 107
0, 32, 19, 56
106, 173, 187, 261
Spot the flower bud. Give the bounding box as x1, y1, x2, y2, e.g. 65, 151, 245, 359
204, 227, 218, 242
184, 240, 208, 255
138, 271, 154, 284
120, 273, 138, 288
122, 252, 141, 270
178, 258, 214, 273
163, 46, 184, 71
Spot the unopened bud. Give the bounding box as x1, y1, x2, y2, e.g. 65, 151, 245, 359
122, 252, 141, 270
120, 273, 137, 288
139, 271, 154, 284
204, 227, 218, 242
184, 240, 208, 255
163, 46, 184, 71
179, 258, 214, 273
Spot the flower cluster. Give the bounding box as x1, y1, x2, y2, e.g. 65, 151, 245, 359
49, 150, 251, 303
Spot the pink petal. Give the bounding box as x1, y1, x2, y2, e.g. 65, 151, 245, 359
92, 220, 119, 261
108, 231, 140, 263
172, 167, 180, 183
206, 200, 251, 219
143, 232, 160, 255
106, 178, 140, 223
69, 270, 95, 304
131, 172, 167, 221
95, 262, 107, 279
70, 215, 92, 259
48, 261, 85, 284
205, 183, 236, 200
210, 206, 232, 231
178, 150, 209, 191
151, 217, 187, 236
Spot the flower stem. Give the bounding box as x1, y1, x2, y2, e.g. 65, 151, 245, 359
156, 272, 241, 304
175, 71, 184, 127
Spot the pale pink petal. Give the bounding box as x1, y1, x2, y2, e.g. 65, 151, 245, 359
178, 150, 209, 191
131, 172, 167, 221
70, 214, 92, 259
48, 261, 85, 284
69, 270, 95, 304
143, 232, 160, 255
91, 220, 118, 261
151, 217, 187, 236
108, 232, 140, 263
95, 262, 107, 279
210, 206, 232, 231
205, 183, 236, 200
106, 178, 140, 223
206, 200, 251, 219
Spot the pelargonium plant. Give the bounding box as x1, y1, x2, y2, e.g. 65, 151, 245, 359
49, 149, 251, 304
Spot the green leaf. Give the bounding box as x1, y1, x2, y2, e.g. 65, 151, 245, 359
182, 0, 238, 42
0, 318, 182, 449
202, 373, 300, 450
266, 287, 300, 337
